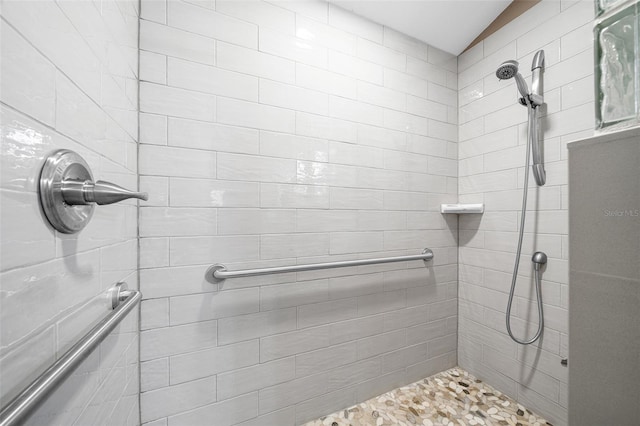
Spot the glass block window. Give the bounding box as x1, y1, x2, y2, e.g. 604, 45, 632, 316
595, 0, 640, 130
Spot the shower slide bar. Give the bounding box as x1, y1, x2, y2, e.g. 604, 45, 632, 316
207, 248, 434, 282
0, 283, 141, 426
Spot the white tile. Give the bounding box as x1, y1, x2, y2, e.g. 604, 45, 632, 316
141, 376, 217, 423
330, 187, 383, 210
327, 358, 382, 392
358, 124, 407, 151
167, 0, 257, 48
217, 97, 296, 134
383, 150, 428, 174
217, 308, 297, 345
384, 68, 427, 96
298, 298, 358, 329
170, 178, 259, 208
296, 342, 358, 377
217, 357, 295, 400
259, 132, 328, 162
140, 207, 217, 237
140, 20, 215, 65
216, 0, 295, 35
261, 233, 329, 259
259, 28, 327, 69
168, 117, 258, 154
406, 96, 447, 121
217, 153, 296, 183
141, 320, 217, 361
167, 57, 258, 101
140, 237, 170, 269
141, 298, 169, 330
0, 24, 56, 126
329, 232, 383, 255
139, 145, 216, 178
328, 6, 382, 43
167, 393, 258, 426
296, 112, 357, 143
141, 358, 169, 392
218, 208, 295, 235
407, 57, 447, 86
1, 251, 101, 348
357, 81, 406, 111
329, 50, 383, 84
0, 190, 56, 270
2, 0, 102, 102
169, 288, 260, 325
516, 0, 593, 58
427, 46, 456, 72
329, 96, 384, 126
169, 235, 259, 266
296, 209, 358, 233
383, 109, 428, 136
561, 75, 593, 110
217, 41, 295, 83
260, 279, 329, 311
140, 113, 168, 145
141, 0, 166, 24
260, 183, 329, 209
140, 82, 216, 122
560, 22, 592, 60
170, 340, 258, 385
295, 387, 358, 425
357, 329, 406, 360
0, 326, 56, 404
258, 373, 327, 415
296, 63, 357, 99
296, 15, 357, 55
270, 0, 327, 22
260, 325, 331, 362
383, 27, 426, 60
329, 141, 384, 169
356, 38, 405, 71
259, 79, 328, 115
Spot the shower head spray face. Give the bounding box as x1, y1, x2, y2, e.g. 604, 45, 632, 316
496, 60, 530, 100
496, 60, 519, 80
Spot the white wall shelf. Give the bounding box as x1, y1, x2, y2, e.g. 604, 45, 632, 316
440, 203, 485, 214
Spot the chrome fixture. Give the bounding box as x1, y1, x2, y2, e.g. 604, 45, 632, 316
496, 51, 546, 186
39, 149, 148, 234
497, 51, 548, 345
207, 249, 434, 282
0, 283, 141, 426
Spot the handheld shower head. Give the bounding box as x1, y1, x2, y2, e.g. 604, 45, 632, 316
496, 60, 519, 80
496, 60, 530, 100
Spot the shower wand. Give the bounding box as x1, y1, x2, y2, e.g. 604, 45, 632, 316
495, 52, 546, 186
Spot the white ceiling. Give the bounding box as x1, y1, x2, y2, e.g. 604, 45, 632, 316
331, 0, 513, 55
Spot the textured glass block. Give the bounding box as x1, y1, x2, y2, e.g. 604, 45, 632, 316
597, 0, 628, 16
595, 1, 640, 130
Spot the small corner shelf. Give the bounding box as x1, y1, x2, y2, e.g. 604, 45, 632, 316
440, 203, 485, 214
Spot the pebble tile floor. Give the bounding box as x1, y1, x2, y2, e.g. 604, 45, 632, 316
304, 368, 551, 426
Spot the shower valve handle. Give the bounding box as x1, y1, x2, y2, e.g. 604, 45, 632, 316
62, 179, 149, 206
39, 149, 148, 234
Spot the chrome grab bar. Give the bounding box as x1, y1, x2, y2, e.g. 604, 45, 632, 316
0, 283, 141, 426
206, 248, 434, 282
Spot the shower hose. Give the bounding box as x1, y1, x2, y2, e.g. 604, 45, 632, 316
505, 105, 544, 345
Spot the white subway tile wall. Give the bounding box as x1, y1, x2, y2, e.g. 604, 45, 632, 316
457, 2, 594, 426
139, 0, 458, 424
0, 0, 139, 424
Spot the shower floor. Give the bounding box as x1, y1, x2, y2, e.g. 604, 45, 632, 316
304, 367, 550, 426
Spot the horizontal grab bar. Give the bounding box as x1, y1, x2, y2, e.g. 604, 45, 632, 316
206, 248, 434, 282
0, 283, 141, 426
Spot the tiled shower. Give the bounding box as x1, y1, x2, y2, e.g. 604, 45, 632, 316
1, 1, 637, 425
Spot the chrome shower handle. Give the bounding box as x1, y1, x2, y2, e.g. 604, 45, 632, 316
62, 179, 148, 206
39, 149, 148, 234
